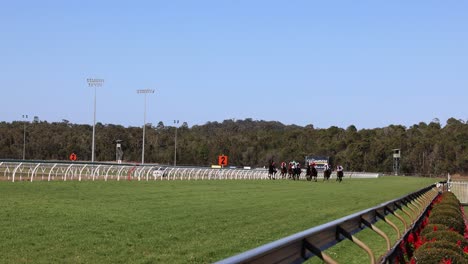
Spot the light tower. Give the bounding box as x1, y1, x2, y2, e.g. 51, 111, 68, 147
22, 114, 28, 160
393, 149, 401, 175
137, 89, 155, 164
87, 78, 104, 162
174, 120, 179, 166
115, 139, 124, 164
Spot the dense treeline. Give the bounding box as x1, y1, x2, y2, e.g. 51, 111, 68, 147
1, 118, 467, 175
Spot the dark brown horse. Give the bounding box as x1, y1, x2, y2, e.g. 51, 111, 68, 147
268, 162, 277, 180
294, 164, 302, 180
288, 163, 294, 180
311, 166, 318, 182
323, 167, 331, 181
336, 166, 344, 182
306, 164, 312, 181
280, 162, 288, 179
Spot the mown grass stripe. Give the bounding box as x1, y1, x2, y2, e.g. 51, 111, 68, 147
0, 177, 438, 263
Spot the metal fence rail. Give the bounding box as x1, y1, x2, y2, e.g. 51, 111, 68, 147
0, 160, 380, 182
216, 183, 444, 264
448, 181, 468, 205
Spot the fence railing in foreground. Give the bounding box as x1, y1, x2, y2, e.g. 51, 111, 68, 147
216, 182, 446, 264
0, 160, 380, 182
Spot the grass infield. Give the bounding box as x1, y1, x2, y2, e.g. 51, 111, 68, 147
0, 176, 438, 263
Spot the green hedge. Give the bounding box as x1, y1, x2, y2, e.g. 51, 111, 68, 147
431, 204, 462, 216
412, 247, 466, 264
419, 223, 449, 237
407, 191, 468, 264
428, 211, 465, 235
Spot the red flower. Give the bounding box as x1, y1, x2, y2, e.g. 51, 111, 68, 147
410, 258, 416, 264
457, 240, 462, 246
399, 241, 406, 254
422, 218, 429, 227
407, 233, 415, 243
463, 246, 468, 254
442, 259, 452, 264
433, 225, 438, 231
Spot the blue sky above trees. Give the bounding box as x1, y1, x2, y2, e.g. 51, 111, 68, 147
1, 0, 467, 129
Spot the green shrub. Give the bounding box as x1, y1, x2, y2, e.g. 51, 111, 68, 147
433, 198, 461, 208
412, 247, 467, 264
420, 223, 449, 237
435, 201, 461, 211
428, 213, 465, 235
431, 204, 462, 216
430, 207, 464, 222
422, 230, 468, 247
440, 191, 459, 201
416, 240, 464, 256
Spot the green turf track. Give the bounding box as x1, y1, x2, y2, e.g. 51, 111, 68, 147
0, 176, 439, 263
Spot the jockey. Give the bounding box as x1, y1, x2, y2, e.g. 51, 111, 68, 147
336, 165, 344, 182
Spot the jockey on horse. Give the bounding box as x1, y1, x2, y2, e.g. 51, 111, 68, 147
268, 160, 277, 180
294, 163, 302, 180
311, 162, 318, 182
323, 164, 332, 181
288, 162, 295, 180
336, 165, 344, 182
280, 162, 287, 179
306, 163, 312, 181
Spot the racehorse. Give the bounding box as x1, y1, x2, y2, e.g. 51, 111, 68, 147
336, 165, 344, 183
268, 162, 277, 180
294, 163, 302, 180
323, 167, 332, 181
306, 164, 312, 181
311, 165, 318, 182
280, 162, 287, 179
288, 163, 295, 180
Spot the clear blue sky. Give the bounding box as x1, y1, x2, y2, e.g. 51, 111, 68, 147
1, 1, 467, 129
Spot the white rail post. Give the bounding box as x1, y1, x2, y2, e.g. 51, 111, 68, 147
12, 163, 23, 182
48, 164, 58, 182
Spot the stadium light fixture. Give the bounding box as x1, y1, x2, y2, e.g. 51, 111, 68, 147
87, 78, 104, 162
22, 114, 28, 160
137, 89, 155, 164
174, 120, 179, 166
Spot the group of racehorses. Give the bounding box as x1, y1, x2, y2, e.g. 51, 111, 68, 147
268, 161, 342, 182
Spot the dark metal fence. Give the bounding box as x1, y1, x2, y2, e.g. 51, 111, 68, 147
216, 182, 446, 264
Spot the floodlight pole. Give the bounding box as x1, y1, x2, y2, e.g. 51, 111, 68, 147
22, 114, 28, 160
393, 149, 401, 176
87, 78, 104, 162
174, 120, 179, 166
137, 89, 155, 164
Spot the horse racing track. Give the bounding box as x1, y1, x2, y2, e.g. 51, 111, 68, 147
0, 177, 437, 263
